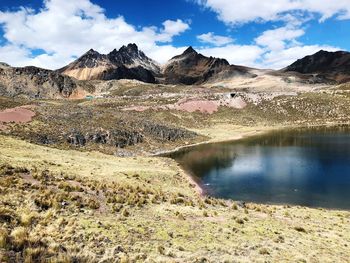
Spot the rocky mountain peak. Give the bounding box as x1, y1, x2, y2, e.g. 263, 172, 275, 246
70, 48, 107, 69
284, 49, 350, 83
58, 43, 159, 81
183, 46, 197, 55
163, 46, 249, 85
83, 49, 101, 57
119, 43, 139, 54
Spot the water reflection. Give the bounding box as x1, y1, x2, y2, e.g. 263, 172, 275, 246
168, 126, 350, 209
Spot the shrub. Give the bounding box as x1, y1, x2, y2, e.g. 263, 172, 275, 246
122, 209, 130, 217
259, 247, 270, 255
87, 199, 100, 210
10, 226, 28, 248
24, 247, 46, 263
235, 218, 244, 225
294, 226, 307, 233
157, 245, 165, 255
0, 228, 9, 248
20, 212, 37, 227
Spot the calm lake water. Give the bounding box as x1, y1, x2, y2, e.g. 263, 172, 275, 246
168, 126, 350, 210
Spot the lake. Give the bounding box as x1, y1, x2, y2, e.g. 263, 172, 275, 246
168, 126, 350, 210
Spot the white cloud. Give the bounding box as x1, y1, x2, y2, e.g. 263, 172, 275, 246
0, 0, 345, 71
157, 19, 190, 42
192, 0, 344, 69
195, 23, 339, 70
146, 45, 188, 65
255, 26, 305, 50
253, 25, 339, 69
260, 45, 339, 69
198, 44, 264, 67
194, 0, 350, 24
0, 0, 190, 68
0, 45, 31, 67
197, 32, 233, 46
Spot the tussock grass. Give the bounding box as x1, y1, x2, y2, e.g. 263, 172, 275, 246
0, 136, 349, 262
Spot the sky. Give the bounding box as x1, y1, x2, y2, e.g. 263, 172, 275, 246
0, 0, 349, 70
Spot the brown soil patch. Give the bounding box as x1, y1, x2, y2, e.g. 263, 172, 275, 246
175, 100, 218, 114
122, 97, 247, 115
68, 88, 89, 100
0, 106, 36, 130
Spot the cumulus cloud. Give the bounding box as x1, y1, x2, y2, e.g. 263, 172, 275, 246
260, 45, 339, 69
0, 0, 346, 71
198, 44, 264, 67
197, 32, 233, 46
0, 0, 190, 68
191, 0, 344, 69
253, 25, 339, 69
157, 19, 190, 42
194, 0, 350, 24
194, 23, 338, 69
255, 26, 305, 50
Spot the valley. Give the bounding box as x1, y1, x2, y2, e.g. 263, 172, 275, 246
1, 45, 350, 262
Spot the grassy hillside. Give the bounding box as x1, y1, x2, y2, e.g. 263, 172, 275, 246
0, 135, 349, 262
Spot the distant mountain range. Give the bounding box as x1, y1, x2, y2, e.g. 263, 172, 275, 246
59, 44, 350, 85
58, 44, 253, 85
1, 44, 350, 98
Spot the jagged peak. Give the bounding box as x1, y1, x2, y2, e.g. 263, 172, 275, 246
81, 49, 102, 57
127, 43, 138, 51
119, 43, 139, 53
183, 46, 197, 55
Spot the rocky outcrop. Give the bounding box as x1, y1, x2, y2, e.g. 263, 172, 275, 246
142, 122, 196, 141
112, 129, 144, 148
162, 47, 254, 85
284, 50, 350, 84
98, 65, 156, 83
0, 66, 79, 98
67, 129, 144, 148
67, 131, 87, 146
65, 123, 196, 148
59, 44, 159, 83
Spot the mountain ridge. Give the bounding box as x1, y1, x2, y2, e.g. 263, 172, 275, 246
1, 46, 350, 98
58, 43, 159, 83
284, 49, 350, 83
162, 46, 253, 85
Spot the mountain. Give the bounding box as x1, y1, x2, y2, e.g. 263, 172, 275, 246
108, 43, 160, 74
59, 44, 160, 83
0, 62, 10, 69
162, 47, 254, 85
284, 50, 350, 83
0, 65, 81, 98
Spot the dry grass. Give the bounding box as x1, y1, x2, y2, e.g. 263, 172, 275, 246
0, 136, 349, 262
1, 85, 350, 262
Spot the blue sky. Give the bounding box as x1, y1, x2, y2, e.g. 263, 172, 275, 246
0, 0, 349, 69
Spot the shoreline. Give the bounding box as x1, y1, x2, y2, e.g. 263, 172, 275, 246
151, 126, 272, 157
159, 121, 350, 199
152, 121, 350, 157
